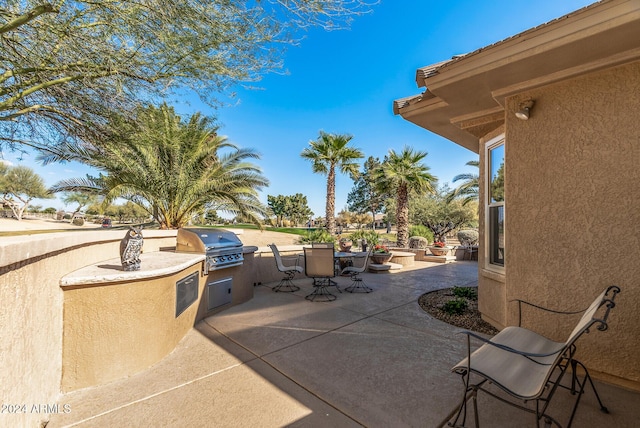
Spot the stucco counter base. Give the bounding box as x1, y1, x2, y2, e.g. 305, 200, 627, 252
59, 251, 210, 392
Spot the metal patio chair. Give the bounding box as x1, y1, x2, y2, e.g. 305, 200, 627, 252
268, 244, 303, 292
459, 238, 478, 261
304, 247, 337, 302
312, 242, 342, 292
442, 285, 621, 428
340, 250, 373, 293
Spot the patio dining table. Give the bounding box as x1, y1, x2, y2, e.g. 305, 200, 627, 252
297, 251, 367, 271
296, 251, 368, 282
333, 251, 367, 274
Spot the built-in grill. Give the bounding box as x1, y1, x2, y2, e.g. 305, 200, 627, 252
176, 228, 244, 274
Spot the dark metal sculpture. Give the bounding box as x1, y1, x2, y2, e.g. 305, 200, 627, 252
120, 225, 144, 271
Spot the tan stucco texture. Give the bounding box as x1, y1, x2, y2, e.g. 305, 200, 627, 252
504, 61, 640, 385
61, 265, 204, 392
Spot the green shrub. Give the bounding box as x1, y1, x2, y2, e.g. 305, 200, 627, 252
71, 217, 85, 226
457, 229, 479, 245
408, 236, 428, 249
409, 225, 434, 243
346, 229, 380, 246
442, 297, 468, 315
452, 286, 477, 300
297, 229, 335, 244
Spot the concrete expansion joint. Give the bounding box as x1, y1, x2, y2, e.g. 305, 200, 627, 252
201, 317, 364, 426
59, 364, 243, 427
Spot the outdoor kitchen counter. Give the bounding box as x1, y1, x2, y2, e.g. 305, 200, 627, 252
60, 251, 205, 287
58, 247, 258, 393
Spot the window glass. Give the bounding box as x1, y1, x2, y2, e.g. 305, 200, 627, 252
489, 206, 505, 266
490, 144, 504, 203
487, 138, 505, 268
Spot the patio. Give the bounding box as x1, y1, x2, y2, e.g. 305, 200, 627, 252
47, 261, 639, 427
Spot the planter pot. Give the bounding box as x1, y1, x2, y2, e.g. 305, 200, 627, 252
339, 241, 352, 252
371, 252, 393, 264
429, 247, 450, 256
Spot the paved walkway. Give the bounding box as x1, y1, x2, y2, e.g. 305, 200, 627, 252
47, 261, 639, 427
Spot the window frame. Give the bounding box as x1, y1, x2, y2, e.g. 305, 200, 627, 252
485, 135, 505, 271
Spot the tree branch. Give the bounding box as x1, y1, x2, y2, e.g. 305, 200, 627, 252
0, 4, 58, 34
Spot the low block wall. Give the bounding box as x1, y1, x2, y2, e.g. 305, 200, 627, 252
389, 248, 430, 261
1, 233, 293, 423
0, 230, 178, 427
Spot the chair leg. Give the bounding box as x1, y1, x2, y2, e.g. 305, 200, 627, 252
272, 270, 300, 292
441, 375, 479, 428
472, 392, 479, 428
566, 360, 609, 428
345, 273, 372, 293
305, 278, 336, 302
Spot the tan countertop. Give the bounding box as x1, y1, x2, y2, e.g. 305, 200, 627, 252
60, 251, 205, 287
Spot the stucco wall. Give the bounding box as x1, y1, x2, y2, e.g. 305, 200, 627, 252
0, 231, 177, 427
504, 61, 640, 387
61, 264, 205, 392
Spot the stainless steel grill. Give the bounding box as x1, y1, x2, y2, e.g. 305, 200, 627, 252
176, 228, 244, 274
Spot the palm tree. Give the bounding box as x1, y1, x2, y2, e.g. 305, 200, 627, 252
46, 104, 269, 229
375, 147, 437, 248
301, 131, 363, 235
447, 160, 479, 205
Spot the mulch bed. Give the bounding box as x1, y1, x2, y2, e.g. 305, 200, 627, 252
418, 288, 499, 336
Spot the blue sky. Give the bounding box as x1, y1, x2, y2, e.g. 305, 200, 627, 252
4, 0, 594, 217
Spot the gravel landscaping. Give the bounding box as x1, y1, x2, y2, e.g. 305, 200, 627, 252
418, 288, 499, 336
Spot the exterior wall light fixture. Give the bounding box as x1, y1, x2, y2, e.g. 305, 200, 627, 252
515, 99, 534, 120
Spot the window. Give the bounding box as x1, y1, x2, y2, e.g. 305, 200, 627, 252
486, 137, 505, 267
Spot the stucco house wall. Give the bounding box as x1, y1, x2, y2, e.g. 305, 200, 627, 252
395, 0, 640, 390
503, 61, 640, 386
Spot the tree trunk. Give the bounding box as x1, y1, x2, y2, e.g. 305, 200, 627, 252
370, 207, 375, 230
10, 204, 24, 221
396, 184, 409, 248
326, 166, 336, 234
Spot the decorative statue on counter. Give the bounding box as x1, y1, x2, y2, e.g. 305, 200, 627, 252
120, 225, 144, 271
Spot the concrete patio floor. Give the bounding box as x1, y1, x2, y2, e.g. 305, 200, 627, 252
47, 261, 639, 428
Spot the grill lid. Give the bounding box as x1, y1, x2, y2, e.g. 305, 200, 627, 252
176, 228, 243, 254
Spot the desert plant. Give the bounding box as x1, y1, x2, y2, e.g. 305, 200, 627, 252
408, 236, 428, 249
409, 224, 434, 243
457, 229, 479, 245
442, 297, 468, 315
347, 229, 380, 246
297, 229, 335, 244
452, 286, 478, 300
71, 217, 85, 226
